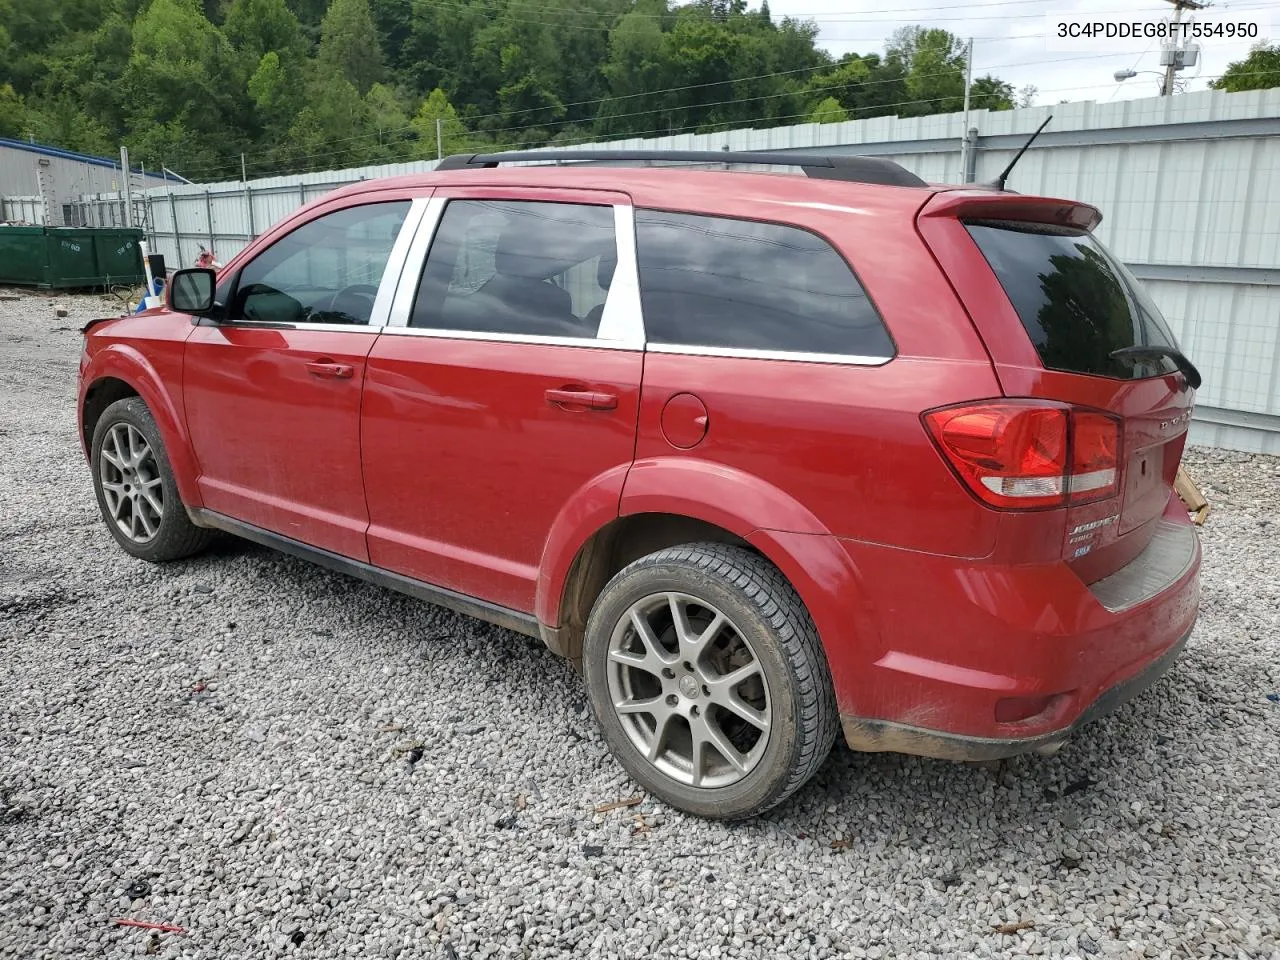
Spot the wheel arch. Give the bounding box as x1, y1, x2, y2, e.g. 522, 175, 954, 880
79, 345, 203, 509
537, 457, 871, 674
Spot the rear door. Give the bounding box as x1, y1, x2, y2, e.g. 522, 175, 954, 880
918, 193, 1195, 579
360, 188, 643, 613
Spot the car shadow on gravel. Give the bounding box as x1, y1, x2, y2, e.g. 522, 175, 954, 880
174, 531, 1221, 836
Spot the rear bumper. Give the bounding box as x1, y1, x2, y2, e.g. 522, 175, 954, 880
840, 624, 1191, 760
826, 505, 1200, 756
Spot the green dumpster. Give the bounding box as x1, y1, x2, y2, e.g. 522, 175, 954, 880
0, 226, 146, 289
89, 230, 147, 287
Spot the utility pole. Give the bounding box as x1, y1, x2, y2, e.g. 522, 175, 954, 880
120, 145, 133, 228
959, 37, 974, 183
436, 118, 443, 160
241, 153, 248, 182
1160, 0, 1203, 95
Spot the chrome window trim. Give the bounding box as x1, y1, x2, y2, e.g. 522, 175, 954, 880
368, 196, 431, 327
644, 342, 893, 366
374, 325, 638, 349
387, 196, 446, 328
385, 196, 646, 348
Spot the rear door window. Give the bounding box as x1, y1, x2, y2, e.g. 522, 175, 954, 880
410, 199, 616, 339
634, 210, 894, 360
965, 220, 1179, 380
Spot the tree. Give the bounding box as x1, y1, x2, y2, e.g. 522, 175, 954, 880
1210, 43, 1280, 92
1018, 84, 1038, 108
597, 7, 668, 136
121, 0, 250, 174
886, 26, 967, 116
971, 75, 1015, 111
283, 67, 375, 169
0, 82, 26, 137
807, 95, 847, 124
4, 0, 1030, 179
224, 0, 308, 61
365, 82, 413, 158
411, 87, 470, 158
805, 53, 908, 120
317, 0, 383, 94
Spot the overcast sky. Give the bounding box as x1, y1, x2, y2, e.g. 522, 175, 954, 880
765, 0, 1269, 106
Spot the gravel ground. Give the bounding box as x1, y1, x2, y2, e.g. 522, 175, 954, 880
1, 288, 1278, 960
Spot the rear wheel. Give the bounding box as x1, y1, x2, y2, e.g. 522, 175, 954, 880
582, 542, 837, 819
90, 397, 212, 562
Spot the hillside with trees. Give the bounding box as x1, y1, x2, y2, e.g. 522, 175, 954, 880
4, 0, 1020, 181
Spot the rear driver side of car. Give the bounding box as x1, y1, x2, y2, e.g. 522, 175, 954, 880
78, 162, 1200, 819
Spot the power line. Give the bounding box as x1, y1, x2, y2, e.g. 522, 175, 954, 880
241, 67, 1256, 181
167, 47, 1163, 179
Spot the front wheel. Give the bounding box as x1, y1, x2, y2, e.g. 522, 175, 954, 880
90, 397, 212, 562
582, 543, 838, 819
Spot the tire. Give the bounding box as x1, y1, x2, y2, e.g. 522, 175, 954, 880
90, 397, 213, 563
582, 542, 838, 819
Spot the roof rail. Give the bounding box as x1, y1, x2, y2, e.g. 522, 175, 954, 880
435, 150, 927, 188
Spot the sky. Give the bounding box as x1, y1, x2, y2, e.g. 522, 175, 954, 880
764, 0, 1271, 106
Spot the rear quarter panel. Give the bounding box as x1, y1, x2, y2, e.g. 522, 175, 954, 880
622, 178, 1006, 558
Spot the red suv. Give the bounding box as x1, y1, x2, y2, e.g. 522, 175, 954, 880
78, 150, 1201, 819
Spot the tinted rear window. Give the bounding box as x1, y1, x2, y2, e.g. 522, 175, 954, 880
635, 210, 894, 359
966, 220, 1178, 379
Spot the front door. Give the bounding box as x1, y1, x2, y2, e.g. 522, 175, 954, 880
360, 190, 644, 612
183, 198, 419, 560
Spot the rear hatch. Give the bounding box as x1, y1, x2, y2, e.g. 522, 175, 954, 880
918, 192, 1196, 581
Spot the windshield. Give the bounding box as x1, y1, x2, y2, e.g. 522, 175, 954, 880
966, 219, 1180, 380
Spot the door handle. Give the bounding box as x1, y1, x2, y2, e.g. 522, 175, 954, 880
305, 360, 354, 380
545, 387, 618, 411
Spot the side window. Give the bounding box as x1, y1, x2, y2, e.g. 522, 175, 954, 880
231, 201, 410, 326
410, 200, 616, 339
635, 210, 894, 359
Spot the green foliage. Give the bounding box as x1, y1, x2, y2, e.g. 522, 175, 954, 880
971, 76, 1015, 111
807, 96, 847, 124
1210, 43, 1280, 92
411, 87, 470, 157
4, 0, 1024, 180
0, 83, 27, 137
887, 26, 966, 116
225, 0, 308, 60
317, 0, 383, 94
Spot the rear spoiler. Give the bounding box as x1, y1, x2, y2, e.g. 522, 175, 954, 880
920, 192, 1102, 232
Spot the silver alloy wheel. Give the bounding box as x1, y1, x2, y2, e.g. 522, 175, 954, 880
606, 592, 772, 789
98, 423, 163, 543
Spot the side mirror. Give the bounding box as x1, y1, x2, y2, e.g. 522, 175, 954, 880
169, 268, 217, 314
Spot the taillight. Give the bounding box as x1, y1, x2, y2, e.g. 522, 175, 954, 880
925, 401, 1120, 510
1069, 411, 1120, 504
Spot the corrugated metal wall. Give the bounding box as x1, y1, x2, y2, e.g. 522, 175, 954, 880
1, 144, 168, 225
37, 87, 1277, 453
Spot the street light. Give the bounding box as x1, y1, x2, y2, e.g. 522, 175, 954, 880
1114, 68, 1176, 94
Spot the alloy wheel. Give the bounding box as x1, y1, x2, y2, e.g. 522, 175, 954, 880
98, 423, 163, 543
605, 592, 772, 789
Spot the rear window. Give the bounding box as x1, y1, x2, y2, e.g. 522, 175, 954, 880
635, 210, 894, 359
966, 220, 1179, 380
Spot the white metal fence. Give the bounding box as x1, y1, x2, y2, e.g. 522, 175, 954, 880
6, 88, 1277, 453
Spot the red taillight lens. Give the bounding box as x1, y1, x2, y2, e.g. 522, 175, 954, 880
925, 403, 1069, 509
925, 402, 1121, 510
1069, 411, 1121, 504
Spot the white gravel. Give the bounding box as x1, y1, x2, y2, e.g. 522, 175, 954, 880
1, 288, 1278, 960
